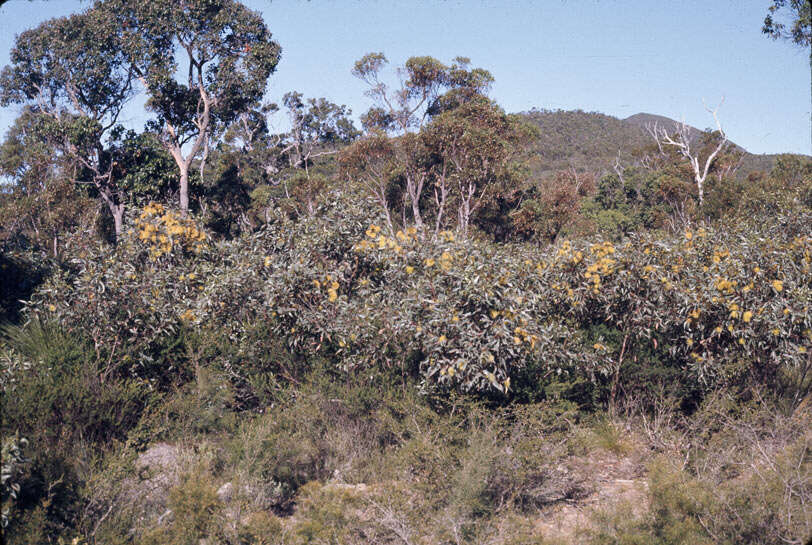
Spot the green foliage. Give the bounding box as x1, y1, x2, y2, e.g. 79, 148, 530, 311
0, 10, 809, 543
0, 319, 148, 448
26, 195, 811, 412
0, 252, 50, 323
140, 469, 224, 545
763, 0, 812, 46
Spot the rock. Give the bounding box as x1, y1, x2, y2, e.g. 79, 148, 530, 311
116, 443, 181, 531
217, 482, 234, 503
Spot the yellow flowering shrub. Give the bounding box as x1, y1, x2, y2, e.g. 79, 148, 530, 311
135, 202, 208, 259
28, 194, 812, 399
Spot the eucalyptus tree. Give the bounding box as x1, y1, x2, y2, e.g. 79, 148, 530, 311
0, 7, 138, 239
422, 97, 533, 236
763, 0, 811, 143
763, 0, 812, 47
0, 109, 94, 254
349, 54, 493, 231
281, 91, 359, 176
103, 0, 282, 215
646, 99, 729, 207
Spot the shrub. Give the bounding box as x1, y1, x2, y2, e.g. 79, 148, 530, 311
27, 198, 811, 410
139, 469, 224, 545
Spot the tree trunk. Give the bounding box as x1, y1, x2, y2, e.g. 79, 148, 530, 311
696, 176, 704, 207
113, 205, 124, 239
179, 163, 190, 217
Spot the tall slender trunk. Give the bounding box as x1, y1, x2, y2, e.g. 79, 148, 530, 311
113, 205, 124, 239
696, 175, 705, 207
179, 162, 190, 217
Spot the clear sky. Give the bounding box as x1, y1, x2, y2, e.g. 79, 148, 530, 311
0, 0, 809, 155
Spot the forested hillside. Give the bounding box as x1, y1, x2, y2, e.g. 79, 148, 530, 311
0, 1, 810, 544
521, 108, 805, 182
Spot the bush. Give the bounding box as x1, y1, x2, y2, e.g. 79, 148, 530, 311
140, 469, 224, 545
27, 198, 811, 411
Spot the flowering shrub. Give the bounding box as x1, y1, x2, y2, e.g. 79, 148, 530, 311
135, 202, 207, 259
27, 196, 811, 399
27, 205, 213, 386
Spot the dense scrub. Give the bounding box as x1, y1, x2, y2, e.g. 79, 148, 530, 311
2, 190, 810, 543
26, 196, 812, 405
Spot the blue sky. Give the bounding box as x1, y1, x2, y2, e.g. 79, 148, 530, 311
0, 0, 809, 155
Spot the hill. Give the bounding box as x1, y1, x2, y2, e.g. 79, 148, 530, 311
519, 109, 651, 177
518, 108, 806, 181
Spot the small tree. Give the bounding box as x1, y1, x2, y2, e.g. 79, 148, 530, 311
423, 98, 533, 236
0, 110, 96, 254
281, 92, 359, 176
339, 134, 397, 232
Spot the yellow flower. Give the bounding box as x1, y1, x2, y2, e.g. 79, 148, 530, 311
48, 304, 56, 312
714, 327, 723, 334
738, 338, 745, 345
490, 310, 499, 319
406, 265, 414, 274
438, 335, 447, 343
448, 367, 455, 377
513, 336, 522, 345
771, 328, 780, 336
503, 377, 511, 391
799, 347, 807, 354
742, 311, 752, 323
772, 279, 783, 292
686, 339, 693, 346
327, 289, 338, 302
425, 258, 435, 267
685, 231, 693, 240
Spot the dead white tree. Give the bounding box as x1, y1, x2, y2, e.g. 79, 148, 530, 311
647, 98, 728, 206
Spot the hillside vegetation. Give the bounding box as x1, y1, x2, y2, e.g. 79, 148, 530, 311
521, 109, 802, 182
1, 1, 811, 544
